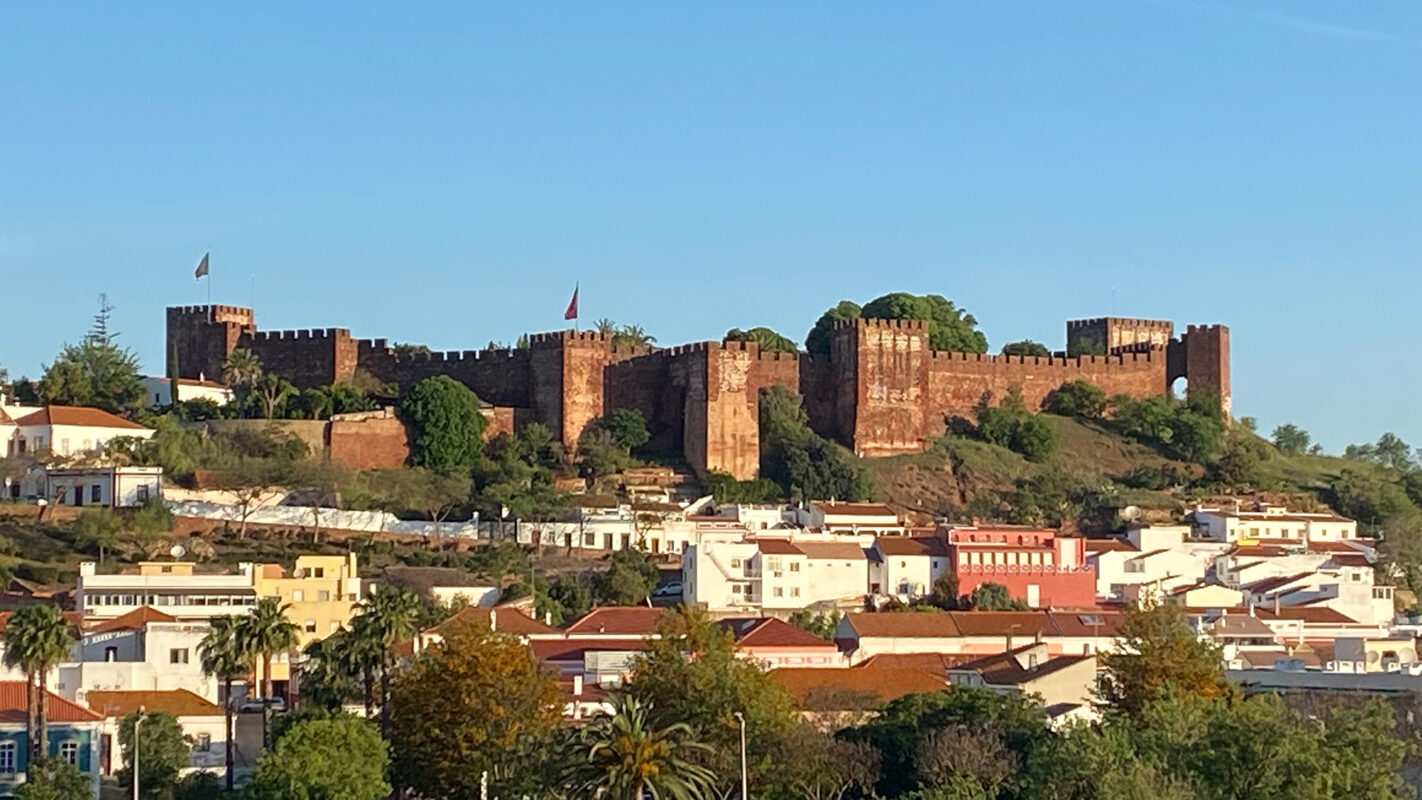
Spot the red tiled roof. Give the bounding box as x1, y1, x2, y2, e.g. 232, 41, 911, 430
428, 605, 560, 637
1328, 553, 1372, 568
815, 502, 898, 517
950, 645, 1092, 685
874, 537, 950, 558
14, 406, 149, 430
530, 637, 652, 661
854, 652, 981, 677
845, 610, 1121, 641
949, 611, 1055, 638
87, 606, 178, 634
720, 617, 837, 649
772, 667, 944, 708
563, 607, 667, 636
1046, 610, 1124, 637
1084, 539, 1136, 553
844, 612, 962, 639
1242, 573, 1314, 594
0, 682, 103, 722
794, 542, 868, 560
86, 689, 223, 718
1253, 606, 1361, 625
756, 540, 804, 555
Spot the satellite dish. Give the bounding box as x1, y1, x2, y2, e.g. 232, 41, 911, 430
293, 568, 305, 578
169, 544, 187, 559
1121, 506, 1143, 521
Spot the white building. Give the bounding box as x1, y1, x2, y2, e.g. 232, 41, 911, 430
45, 466, 163, 509
2, 405, 154, 460
1191, 503, 1359, 543
868, 536, 951, 599
788, 502, 905, 535
1086, 525, 1230, 603
139, 376, 234, 409
73, 609, 218, 702
77, 562, 259, 622
85, 689, 228, 776
683, 535, 870, 614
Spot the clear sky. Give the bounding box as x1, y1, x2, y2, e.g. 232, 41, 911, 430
2, 2, 1418, 452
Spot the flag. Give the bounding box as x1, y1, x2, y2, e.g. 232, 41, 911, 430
563, 284, 579, 321
194, 252, 210, 280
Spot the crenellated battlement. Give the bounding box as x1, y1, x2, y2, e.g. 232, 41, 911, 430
246, 327, 351, 342
357, 341, 525, 363
833, 317, 929, 332
1067, 316, 1173, 332
167, 304, 254, 325
1185, 324, 1227, 335
927, 350, 1160, 367
527, 329, 613, 347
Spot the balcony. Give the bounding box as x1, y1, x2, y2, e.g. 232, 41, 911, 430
956, 564, 1091, 575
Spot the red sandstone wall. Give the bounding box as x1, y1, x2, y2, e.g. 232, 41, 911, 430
834, 319, 930, 457
355, 340, 534, 407
167, 305, 255, 382
798, 355, 838, 442
327, 410, 410, 470
241, 328, 358, 389
481, 406, 517, 441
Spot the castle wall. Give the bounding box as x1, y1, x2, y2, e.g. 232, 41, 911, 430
833, 319, 930, 457
355, 340, 534, 408
327, 409, 409, 470
166, 305, 255, 382
1168, 324, 1232, 417
241, 328, 357, 390
798, 355, 838, 442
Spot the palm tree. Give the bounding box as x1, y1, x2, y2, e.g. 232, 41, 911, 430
338, 626, 383, 721
221, 348, 263, 391
576, 695, 716, 800
352, 585, 420, 737
198, 616, 246, 791
594, 318, 618, 336
235, 598, 299, 749
298, 634, 360, 711
1, 605, 74, 770
613, 324, 657, 349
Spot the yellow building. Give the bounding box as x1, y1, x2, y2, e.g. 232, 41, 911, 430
253, 553, 363, 648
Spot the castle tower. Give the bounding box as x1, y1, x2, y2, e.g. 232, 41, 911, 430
831, 318, 931, 457
1066, 317, 1174, 356
1169, 325, 1232, 418
165, 305, 256, 382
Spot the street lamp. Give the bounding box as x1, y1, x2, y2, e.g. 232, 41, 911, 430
132, 706, 147, 800
733, 711, 747, 800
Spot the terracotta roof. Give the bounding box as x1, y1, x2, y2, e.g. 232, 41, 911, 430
87, 606, 178, 634
1252, 606, 1361, 625
1328, 553, 1372, 568
949, 611, 1055, 638
854, 652, 981, 677
1242, 573, 1314, 595
756, 539, 804, 555
563, 607, 667, 636
1308, 540, 1371, 553
0, 682, 103, 722
815, 502, 898, 517
772, 667, 944, 708
874, 537, 950, 558
1201, 614, 1276, 638
86, 689, 223, 719
1084, 539, 1137, 553
843, 612, 962, 639
720, 617, 837, 649
573, 495, 620, 509
428, 605, 560, 637
530, 638, 652, 661
14, 406, 149, 430
1046, 611, 1124, 637
794, 542, 868, 560
950, 646, 1092, 685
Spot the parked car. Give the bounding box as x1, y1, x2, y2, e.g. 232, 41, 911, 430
239, 697, 286, 713
651, 581, 684, 599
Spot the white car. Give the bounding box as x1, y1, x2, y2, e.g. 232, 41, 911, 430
239, 697, 286, 713
651, 581, 684, 599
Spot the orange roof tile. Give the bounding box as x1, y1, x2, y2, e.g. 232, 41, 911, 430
721, 617, 838, 649
874, 537, 950, 557
772, 667, 944, 708
563, 607, 668, 636
756, 540, 804, 555
86, 689, 223, 719
854, 652, 981, 677
843, 612, 962, 639
530, 638, 652, 661
794, 541, 868, 560
0, 682, 103, 722
14, 406, 149, 430
428, 604, 561, 637
87, 606, 178, 634
816, 502, 898, 517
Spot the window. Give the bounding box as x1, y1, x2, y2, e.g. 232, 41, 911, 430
170, 648, 189, 664
317, 590, 330, 601
292, 590, 304, 602
136, 485, 150, 503
304, 620, 317, 633
91, 484, 102, 503
791, 587, 801, 597
789, 562, 800, 572
195, 733, 212, 752
59, 740, 79, 765
732, 585, 743, 594
313, 567, 325, 578
773, 587, 783, 597
584, 533, 596, 547
0, 741, 16, 773
104, 646, 118, 662
731, 559, 742, 569
900, 560, 907, 568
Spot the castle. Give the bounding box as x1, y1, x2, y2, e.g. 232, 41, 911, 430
166, 306, 1230, 480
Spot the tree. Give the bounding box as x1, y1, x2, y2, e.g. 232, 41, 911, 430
222, 348, 263, 394
251, 373, 296, 419
1, 605, 74, 768
974, 389, 1059, 462
247, 715, 390, 800
40, 337, 144, 413
613, 324, 657, 349
116, 712, 190, 800
759, 386, 872, 501
594, 547, 661, 605
410, 468, 472, 549
572, 695, 716, 800
209, 459, 291, 538
389, 624, 563, 799
236, 597, 300, 749
352, 584, 420, 738
577, 428, 635, 482
1097, 603, 1231, 716
298, 634, 362, 712
1001, 340, 1051, 358
968, 582, 1028, 611
1045, 380, 1107, 418
725, 327, 798, 353
766, 723, 881, 800
13, 758, 92, 800
1271, 423, 1311, 456
399, 375, 487, 474
602, 407, 651, 452
628, 609, 798, 776
805, 300, 862, 354
198, 615, 245, 791
172, 771, 223, 800
861, 293, 988, 353
71, 508, 124, 565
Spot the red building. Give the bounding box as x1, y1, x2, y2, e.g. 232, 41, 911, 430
946, 525, 1097, 608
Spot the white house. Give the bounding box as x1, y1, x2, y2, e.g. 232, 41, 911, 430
789, 502, 905, 535
73, 608, 219, 702
139, 376, 234, 409
45, 466, 163, 509
1191, 503, 1359, 543
76, 562, 259, 622
84, 689, 227, 776
869, 536, 951, 599
683, 535, 870, 614
3, 405, 154, 460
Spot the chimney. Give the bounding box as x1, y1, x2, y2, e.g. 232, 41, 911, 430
490, 609, 498, 632
1274, 596, 1280, 614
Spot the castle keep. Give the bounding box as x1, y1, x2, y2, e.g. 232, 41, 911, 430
167, 306, 1230, 480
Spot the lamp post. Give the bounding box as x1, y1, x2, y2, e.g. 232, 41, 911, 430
132, 706, 146, 800
733, 711, 747, 800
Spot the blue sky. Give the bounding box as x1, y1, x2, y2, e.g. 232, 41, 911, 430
2, 2, 1418, 452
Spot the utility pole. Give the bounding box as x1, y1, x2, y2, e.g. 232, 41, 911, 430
734, 711, 748, 800
133, 707, 146, 800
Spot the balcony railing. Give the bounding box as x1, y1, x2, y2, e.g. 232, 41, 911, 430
956, 564, 1092, 575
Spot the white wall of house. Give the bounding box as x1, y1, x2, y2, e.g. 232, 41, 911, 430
870, 553, 949, 599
